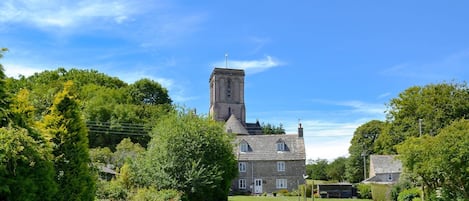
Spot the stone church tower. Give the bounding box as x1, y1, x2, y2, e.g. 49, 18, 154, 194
209, 68, 246, 123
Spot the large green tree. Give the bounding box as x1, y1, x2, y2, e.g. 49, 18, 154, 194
397, 119, 469, 200
382, 82, 469, 152
132, 111, 237, 201
129, 78, 172, 105
326, 157, 347, 182
346, 120, 385, 183
306, 159, 329, 180
41, 81, 96, 201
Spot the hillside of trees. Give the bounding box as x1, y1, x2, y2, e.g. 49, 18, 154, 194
0, 49, 236, 201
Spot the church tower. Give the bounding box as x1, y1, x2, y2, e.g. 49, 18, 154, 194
209, 68, 246, 124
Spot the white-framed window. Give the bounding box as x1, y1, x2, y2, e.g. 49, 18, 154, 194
240, 142, 248, 152
239, 162, 247, 172
277, 142, 286, 151
276, 179, 287, 189
239, 179, 246, 189
277, 161, 285, 172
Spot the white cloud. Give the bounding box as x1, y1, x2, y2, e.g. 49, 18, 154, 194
214, 55, 283, 74
4, 63, 47, 78
0, 0, 137, 29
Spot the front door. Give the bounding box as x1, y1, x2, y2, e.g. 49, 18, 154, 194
254, 179, 262, 194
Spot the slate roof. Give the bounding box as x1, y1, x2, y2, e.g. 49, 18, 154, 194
364, 172, 401, 184
225, 114, 249, 135
234, 134, 305, 161
369, 155, 402, 176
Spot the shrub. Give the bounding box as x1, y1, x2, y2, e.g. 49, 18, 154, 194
357, 183, 372, 199
397, 188, 421, 201
371, 184, 392, 201
131, 187, 181, 201
277, 189, 289, 196
299, 184, 313, 197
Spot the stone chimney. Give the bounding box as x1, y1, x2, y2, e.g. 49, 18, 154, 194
298, 123, 303, 138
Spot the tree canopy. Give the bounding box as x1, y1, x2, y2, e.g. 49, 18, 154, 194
397, 119, 469, 200
131, 111, 237, 201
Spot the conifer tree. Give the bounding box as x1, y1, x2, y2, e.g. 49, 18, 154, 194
41, 81, 96, 201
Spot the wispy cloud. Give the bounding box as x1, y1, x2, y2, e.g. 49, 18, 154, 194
0, 0, 138, 29
381, 50, 469, 80
311, 99, 385, 116
214, 55, 283, 74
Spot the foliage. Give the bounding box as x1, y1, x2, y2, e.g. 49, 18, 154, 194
397, 188, 421, 201
132, 111, 237, 201
113, 138, 145, 168
306, 159, 329, 180
0, 126, 57, 201
261, 122, 285, 134
346, 120, 385, 183
371, 184, 392, 201
0, 48, 10, 127
326, 157, 347, 181
7, 68, 173, 149
129, 78, 172, 105
397, 119, 469, 200
357, 183, 372, 199
299, 184, 313, 198
383, 82, 469, 151
40, 81, 96, 201
390, 173, 416, 201
131, 188, 181, 201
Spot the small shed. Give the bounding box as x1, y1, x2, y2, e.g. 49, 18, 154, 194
317, 183, 353, 198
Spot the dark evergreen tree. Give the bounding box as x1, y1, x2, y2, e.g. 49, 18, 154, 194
41, 81, 96, 201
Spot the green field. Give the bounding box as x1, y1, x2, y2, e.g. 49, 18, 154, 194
229, 196, 371, 201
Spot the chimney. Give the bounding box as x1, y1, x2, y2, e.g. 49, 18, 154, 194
298, 123, 303, 138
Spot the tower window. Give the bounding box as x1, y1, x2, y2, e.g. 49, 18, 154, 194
227, 79, 232, 98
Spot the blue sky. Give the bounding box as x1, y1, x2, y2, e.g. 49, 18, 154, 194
1, 0, 469, 160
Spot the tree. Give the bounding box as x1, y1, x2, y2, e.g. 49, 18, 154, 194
306, 159, 329, 180
261, 122, 286, 134
40, 81, 96, 201
326, 157, 347, 182
346, 120, 384, 183
0, 126, 57, 201
132, 111, 237, 201
397, 119, 469, 200
384, 82, 469, 150
129, 78, 172, 105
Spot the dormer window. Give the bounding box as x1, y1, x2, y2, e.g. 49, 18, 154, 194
276, 140, 286, 151
240, 141, 249, 152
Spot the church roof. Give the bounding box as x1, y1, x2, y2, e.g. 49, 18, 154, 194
225, 114, 249, 135
234, 134, 305, 161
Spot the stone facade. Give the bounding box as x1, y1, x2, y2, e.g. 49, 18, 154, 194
209, 67, 306, 194
234, 160, 305, 193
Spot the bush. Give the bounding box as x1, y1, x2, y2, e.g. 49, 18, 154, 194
397, 188, 421, 201
357, 183, 372, 199
277, 189, 289, 196
371, 184, 392, 201
131, 187, 181, 201
299, 184, 313, 197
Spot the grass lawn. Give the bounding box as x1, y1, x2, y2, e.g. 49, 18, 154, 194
229, 196, 371, 201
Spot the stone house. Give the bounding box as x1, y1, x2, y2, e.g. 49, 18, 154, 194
209, 67, 306, 194
364, 155, 402, 184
